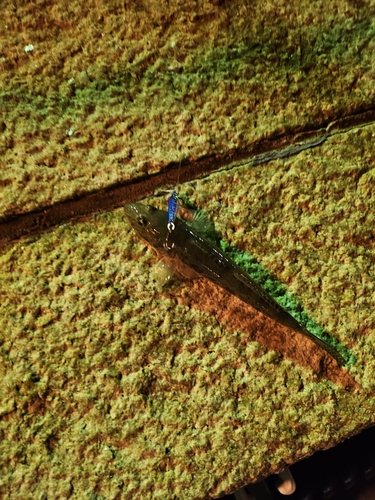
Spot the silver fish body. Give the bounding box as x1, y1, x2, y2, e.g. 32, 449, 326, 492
124, 202, 345, 366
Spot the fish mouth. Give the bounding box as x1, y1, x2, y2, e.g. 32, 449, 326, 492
123, 202, 160, 230
123, 203, 146, 230
123, 203, 138, 218
123, 202, 149, 219
124, 202, 169, 242
124, 203, 139, 226
124, 202, 160, 220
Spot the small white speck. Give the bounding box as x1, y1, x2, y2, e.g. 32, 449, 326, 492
68, 78, 75, 84
171, 41, 176, 48
67, 128, 74, 136
24, 44, 34, 53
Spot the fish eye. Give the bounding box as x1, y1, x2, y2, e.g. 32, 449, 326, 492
137, 215, 147, 226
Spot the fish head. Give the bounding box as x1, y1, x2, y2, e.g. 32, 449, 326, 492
124, 202, 169, 250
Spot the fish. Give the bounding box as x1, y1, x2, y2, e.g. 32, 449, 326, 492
124, 202, 346, 366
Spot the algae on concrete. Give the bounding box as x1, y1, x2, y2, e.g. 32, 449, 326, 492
2, 0, 375, 498
1, 0, 375, 217
1, 124, 375, 499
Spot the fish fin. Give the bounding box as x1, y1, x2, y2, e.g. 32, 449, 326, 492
153, 260, 175, 288
155, 255, 200, 286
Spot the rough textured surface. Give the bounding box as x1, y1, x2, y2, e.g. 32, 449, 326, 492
1, 0, 375, 217
1, 1, 375, 499
1, 125, 375, 499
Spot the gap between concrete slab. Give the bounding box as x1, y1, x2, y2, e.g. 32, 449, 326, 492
1, 108, 375, 248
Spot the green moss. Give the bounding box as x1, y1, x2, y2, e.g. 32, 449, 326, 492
1, 1, 375, 498
2, 0, 375, 218
188, 217, 354, 366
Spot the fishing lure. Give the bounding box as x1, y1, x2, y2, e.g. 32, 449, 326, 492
165, 190, 179, 249
167, 191, 179, 232
165, 160, 182, 249
124, 202, 346, 366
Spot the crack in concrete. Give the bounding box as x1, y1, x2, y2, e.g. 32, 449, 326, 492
1, 108, 375, 249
